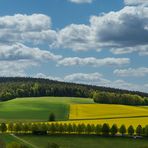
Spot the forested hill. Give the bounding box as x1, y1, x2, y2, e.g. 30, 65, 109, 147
0, 77, 148, 102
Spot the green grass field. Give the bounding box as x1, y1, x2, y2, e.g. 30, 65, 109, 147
0, 97, 148, 128
18, 135, 148, 148
0, 97, 148, 148
0, 97, 93, 122
1, 134, 148, 148
0, 134, 30, 147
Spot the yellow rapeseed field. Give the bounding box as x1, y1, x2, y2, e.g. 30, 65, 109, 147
69, 104, 148, 120
56, 104, 148, 128
57, 117, 148, 128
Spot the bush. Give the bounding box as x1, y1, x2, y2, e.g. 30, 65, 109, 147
49, 113, 55, 121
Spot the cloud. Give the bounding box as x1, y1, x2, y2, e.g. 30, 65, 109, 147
111, 45, 148, 55
35, 73, 62, 81
124, 0, 148, 6
0, 60, 37, 77
53, 6, 148, 55
53, 24, 95, 51
0, 43, 62, 77
0, 43, 62, 61
0, 14, 51, 31
1, 11, 148, 56
114, 67, 148, 77
68, 0, 94, 4
57, 57, 130, 67
0, 14, 57, 45
34, 72, 148, 92
64, 72, 108, 83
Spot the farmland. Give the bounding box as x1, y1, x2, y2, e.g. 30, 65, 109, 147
0, 97, 93, 122
69, 104, 148, 120
0, 97, 148, 128
0, 97, 148, 147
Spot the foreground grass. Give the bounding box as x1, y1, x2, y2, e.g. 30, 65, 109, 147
0, 134, 31, 147
19, 135, 148, 148
0, 97, 93, 122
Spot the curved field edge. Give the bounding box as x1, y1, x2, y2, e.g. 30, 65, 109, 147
0, 97, 93, 122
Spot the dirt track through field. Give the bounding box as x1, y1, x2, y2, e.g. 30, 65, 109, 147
10, 134, 38, 148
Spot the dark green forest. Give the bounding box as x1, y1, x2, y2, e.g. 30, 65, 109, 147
0, 77, 148, 105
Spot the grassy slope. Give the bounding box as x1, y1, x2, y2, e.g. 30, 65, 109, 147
0, 97, 93, 122
19, 135, 148, 148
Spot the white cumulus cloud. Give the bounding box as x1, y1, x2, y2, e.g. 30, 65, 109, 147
57, 57, 130, 67
124, 0, 148, 6
114, 67, 148, 77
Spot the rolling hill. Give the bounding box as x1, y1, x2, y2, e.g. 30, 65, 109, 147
0, 97, 148, 128
0, 77, 148, 102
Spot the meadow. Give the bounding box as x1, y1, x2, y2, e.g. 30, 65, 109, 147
1, 134, 148, 148
16, 135, 148, 148
0, 97, 93, 122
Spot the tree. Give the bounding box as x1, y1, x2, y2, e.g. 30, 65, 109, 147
13, 123, 22, 133
119, 125, 126, 136
95, 124, 102, 135
110, 124, 118, 136
49, 113, 55, 121
0, 123, 7, 133
85, 124, 92, 135
144, 125, 148, 137
128, 125, 134, 136
102, 123, 110, 136
22, 123, 29, 133
50, 123, 57, 134
136, 125, 143, 136
67, 123, 73, 134
77, 124, 84, 134
58, 124, 64, 134
40, 123, 48, 132
8, 122, 14, 133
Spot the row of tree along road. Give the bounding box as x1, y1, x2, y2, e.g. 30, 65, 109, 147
0, 122, 148, 137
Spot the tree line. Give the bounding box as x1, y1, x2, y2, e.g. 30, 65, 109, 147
0, 122, 148, 137
93, 91, 148, 105
0, 77, 148, 106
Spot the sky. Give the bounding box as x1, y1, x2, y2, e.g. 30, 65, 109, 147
0, 0, 148, 93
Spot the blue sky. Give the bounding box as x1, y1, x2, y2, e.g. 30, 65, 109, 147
0, 0, 148, 92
